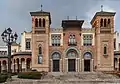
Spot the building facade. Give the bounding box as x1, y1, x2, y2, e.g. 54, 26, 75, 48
30, 9, 116, 72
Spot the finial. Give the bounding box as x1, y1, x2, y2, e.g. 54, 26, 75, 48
41, 4, 43, 11
67, 16, 69, 20
101, 5, 103, 12
76, 16, 77, 20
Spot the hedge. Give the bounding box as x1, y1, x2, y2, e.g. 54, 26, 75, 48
0, 74, 8, 83
18, 71, 47, 79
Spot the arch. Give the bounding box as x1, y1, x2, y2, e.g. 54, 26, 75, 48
65, 47, 80, 55
52, 52, 61, 60
35, 18, 38, 27
39, 18, 42, 27
38, 44, 42, 54
82, 50, 93, 59
43, 18, 46, 27
83, 52, 92, 60
67, 49, 78, 58
100, 18, 103, 27
104, 19, 107, 27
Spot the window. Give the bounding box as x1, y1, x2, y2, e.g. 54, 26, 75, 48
68, 35, 76, 46
104, 19, 107, 27
100, 18, 103, 27
39, 18, 41, 27
35, 18, 38, 27
52, 52, 60, 60
25, 39, 31, 50
83, 34, 92, 46
114, 39, 116, 50
104, 45, 107, 55
38, 45, 42, 64
108, 19, 110, 24
51, 34, 61, 46
39, 47, 42, 54
43, 18, 45, 27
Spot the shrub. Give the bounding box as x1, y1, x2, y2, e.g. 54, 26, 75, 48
0, 74, 8, 83
18, 71, 43, 79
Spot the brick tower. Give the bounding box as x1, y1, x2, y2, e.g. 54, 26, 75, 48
91, 8, 116, 71
30, 7, 51, 71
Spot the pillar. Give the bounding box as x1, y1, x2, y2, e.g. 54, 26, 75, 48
82, 59, 84, 72
25, 59, 27, 71
50, 59, 52, 72
117, 58, 119, 71
65, 58, 68, 72
91, 59, 94, 72
60, 59, 62, 72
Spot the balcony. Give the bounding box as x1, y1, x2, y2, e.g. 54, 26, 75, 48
68, 41, 77, 46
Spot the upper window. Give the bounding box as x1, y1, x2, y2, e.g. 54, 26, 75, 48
104, 19, 107, 27
25, 38, 31, 50
43, 18, 45, 27
83, 34, 92, 46
51, 34, 61, 46
114, 39, 116, 50
68, 35, 76, 46
100, 18, 103, 27
108, 19, 110, 24
39, 18, 42, 27
35, 18, 38, 27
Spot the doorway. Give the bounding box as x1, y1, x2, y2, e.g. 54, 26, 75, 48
68, 59, 75, 72
53, 60, 59, 72
84, 60, 90, 71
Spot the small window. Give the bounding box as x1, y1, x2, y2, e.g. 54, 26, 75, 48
39, 47, 42, 54
35, 18, 38, 27
104, 19, 107, 27
25, 39, 31, 50
104, 45, 107, 55
100, 18, 103, 27
43, 18, 45, 27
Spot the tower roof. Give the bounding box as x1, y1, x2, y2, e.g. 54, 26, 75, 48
30, 10, 51, 24
90, 11, 116, 24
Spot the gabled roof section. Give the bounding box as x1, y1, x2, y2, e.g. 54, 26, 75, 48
91, 11, 116, 24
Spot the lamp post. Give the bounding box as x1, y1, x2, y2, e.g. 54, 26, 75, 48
1, 28, 18, 79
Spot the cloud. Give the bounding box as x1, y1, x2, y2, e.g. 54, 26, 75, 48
0, 0, 120, 45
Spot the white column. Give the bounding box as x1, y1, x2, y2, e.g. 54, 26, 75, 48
117, 59, 119, 71
25, 59, 27, 71
91, 59, 94, 72
65, 58, 68, 72
60, 59, 62, 72
82, 59, 84, 72
50, 59, 52, 72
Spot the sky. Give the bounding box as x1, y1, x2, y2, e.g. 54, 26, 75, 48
0, 0, 120, 45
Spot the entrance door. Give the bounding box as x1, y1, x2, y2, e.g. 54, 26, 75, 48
68, 59, 75, 72
53, 60, 59, 72
84, 60, 90, 71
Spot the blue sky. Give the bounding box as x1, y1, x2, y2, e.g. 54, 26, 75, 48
0, 0, 120, 45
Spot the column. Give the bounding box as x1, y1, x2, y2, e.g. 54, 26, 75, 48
60, 59, 62, 72
25, 59, 27, 71
19, 60, 21, 72
65, 58, 68, 72
50, 59, 52, 72
77, 58, 80, 72
82, 59, 84, 72
91, 59, 94, 72
117, 58, 119, 71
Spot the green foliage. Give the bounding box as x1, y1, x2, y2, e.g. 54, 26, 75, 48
0, 74, 8, 83
18, 71, 47, 79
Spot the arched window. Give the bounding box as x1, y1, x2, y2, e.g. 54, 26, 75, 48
39, 18, 42, 27
104, 45, 107, 54
35, 18, 38, 27
108, 19, 110, 24
43, 18, 45, 27
100, 18, 103, 27
39, 46, 42, 54
104, 19, 107, 27
84, 52, 92, 59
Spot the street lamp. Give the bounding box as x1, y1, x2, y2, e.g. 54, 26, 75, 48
1, 28, 18, 79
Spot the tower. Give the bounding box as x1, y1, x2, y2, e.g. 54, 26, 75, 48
91, 6, 116, 71
30, 6, 51, 71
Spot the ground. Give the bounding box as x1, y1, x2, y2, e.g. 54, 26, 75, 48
2, 72, 120, 84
